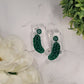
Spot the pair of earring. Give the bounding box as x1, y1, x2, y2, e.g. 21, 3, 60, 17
33, 26, 61, 61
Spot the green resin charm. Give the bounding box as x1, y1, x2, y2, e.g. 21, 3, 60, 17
48, 36, 60, 60
33, 29, 45, 53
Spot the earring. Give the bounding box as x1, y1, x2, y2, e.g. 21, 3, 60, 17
48, 36, 61, 60
33, 29, 45, 53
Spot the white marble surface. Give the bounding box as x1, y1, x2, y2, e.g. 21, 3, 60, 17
0, 0, 84, 84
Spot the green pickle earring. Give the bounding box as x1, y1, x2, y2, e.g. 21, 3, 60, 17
33, 29, 45, 53
48, 36, 61, 60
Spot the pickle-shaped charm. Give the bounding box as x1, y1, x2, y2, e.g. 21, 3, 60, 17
33, 29, 45, 53
48, 36, 60, 60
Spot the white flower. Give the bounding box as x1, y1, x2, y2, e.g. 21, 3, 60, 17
0, 40, 17, 71
7, 51, 33, 72
0, 35, 26, 71
4, 35, 25, 54
0, 35, 40, 84
5, 66, 40, 84
0, 71, 9, 84
18, 66, 40, 84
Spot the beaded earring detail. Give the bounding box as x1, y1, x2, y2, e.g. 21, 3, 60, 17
48, 36, 60, 60
33, 29, 45, 53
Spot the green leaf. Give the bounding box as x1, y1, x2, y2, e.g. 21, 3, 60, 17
79, 11, 84, 19
60, 0, 84, 39
76, 29, 82, 35
75, 4, 84, 7
8, 72, 18, 75
82, 35, 84, 39
81, 7, 84, 10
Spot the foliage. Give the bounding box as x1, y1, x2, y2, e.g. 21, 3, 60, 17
60, 0, 84, 38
